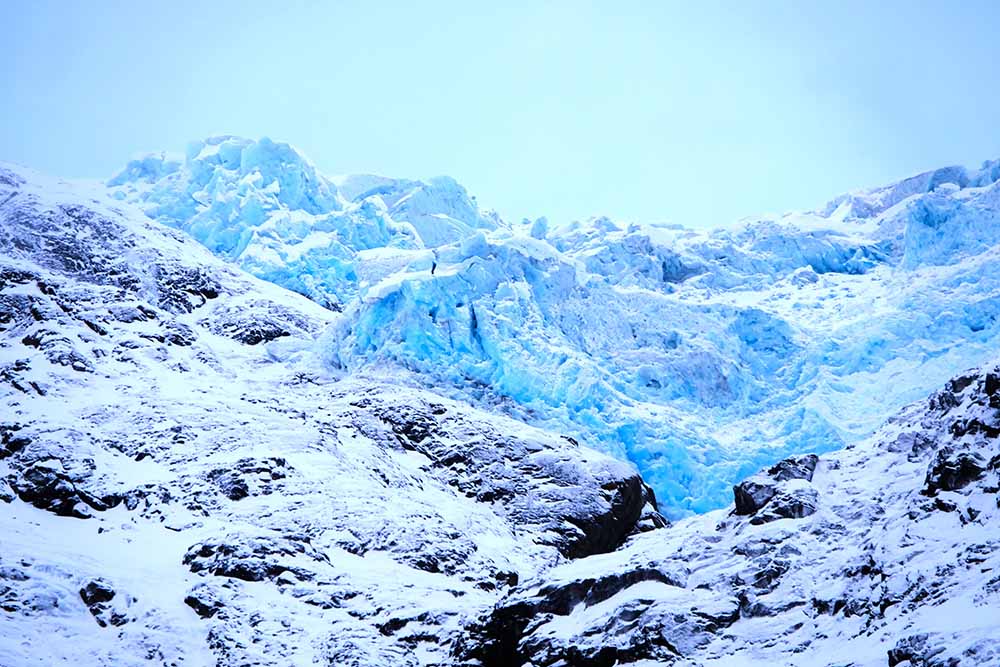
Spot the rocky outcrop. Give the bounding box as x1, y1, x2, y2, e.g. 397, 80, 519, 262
183, 534, 330, 582
363, 396, 663, 560
10, 460, 115, 519
733, 453, 819, 520
923, 447, 987, 495
457, 364, 1000, 666
79, 578, 129, 628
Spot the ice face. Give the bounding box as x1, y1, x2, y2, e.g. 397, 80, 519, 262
108, 136, 497, 309
108, 141, 1000, 517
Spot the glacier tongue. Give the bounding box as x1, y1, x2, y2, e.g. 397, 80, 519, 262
108, 140, 1000, 517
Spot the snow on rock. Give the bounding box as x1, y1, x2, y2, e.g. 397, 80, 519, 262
462, 363, 1000, 666
0, 163, 656, 666
3, 156, 1000, 665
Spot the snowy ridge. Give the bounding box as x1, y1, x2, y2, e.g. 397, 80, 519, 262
461, 362, 1000, 666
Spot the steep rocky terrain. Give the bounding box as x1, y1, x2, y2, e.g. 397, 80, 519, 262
2, 155, 999, 666
459, 364, 1000, 666
0, 164, 657, 666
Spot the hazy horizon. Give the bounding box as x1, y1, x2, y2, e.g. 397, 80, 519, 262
4, 0, 1000, 228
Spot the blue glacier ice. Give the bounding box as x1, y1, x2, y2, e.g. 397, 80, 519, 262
109, 136, 498, 309
108, 138, 1000, 517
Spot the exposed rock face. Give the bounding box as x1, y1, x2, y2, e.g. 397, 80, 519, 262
79, 578, 130, 628
733, 453, 819, 517
923, 447, 987, 495
733, 478, 777, 515
11, 459, 114, 519
184, 582, 225, 619
183, 534, 330, 582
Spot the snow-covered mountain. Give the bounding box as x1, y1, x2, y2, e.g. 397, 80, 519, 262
2, 144, 1000, 666
0, 163, 658, 665
107, 137, 1000, 517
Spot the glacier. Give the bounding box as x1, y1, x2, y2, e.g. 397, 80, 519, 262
107, 137, 1000, 517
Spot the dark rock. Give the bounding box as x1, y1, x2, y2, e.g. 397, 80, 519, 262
0, 293, 37, 330
561, 475, 658, 559
745, 557, 790, 593
79, 579, 115, 606
933, 497, 958, 513
0, 360, 44, 395
364, 397, 656, 560
21, 329, 93, 372
750, 487, 819, 525
734, 454, 819, 516
738, 591, 807, 618
888, 633, 959, 667
184, 583, 225, 619
734, 479, 777, 515
122, 484, 173, 512
458, 564, 688, 667
154, 263, 221, 313
183, 534, 328, 582
202, 300, 313, 345
922, 447, 986, 495
209, 470, 251, 501
985, 372, 1000, 409
226, 321, 290, 345
79, 578, 128, 628
949, 417, 1000, 439
11, 460, 110, 518
768, 454, 819, 482
206, 458, 289, 501
928, 377, 969, 413
163, 320, 198, 346
1, 423, 30, 459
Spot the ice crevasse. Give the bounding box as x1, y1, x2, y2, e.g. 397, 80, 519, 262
109, 137, 1000, 517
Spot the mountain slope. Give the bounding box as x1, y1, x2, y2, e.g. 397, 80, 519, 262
0, 163, 655, 666
461, 362, 1000, 666
1, 158, 999, 666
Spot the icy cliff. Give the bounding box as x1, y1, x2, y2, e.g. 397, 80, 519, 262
108, 136, 499, 310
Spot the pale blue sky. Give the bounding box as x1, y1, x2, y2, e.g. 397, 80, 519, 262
3, 1, 1000, 227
